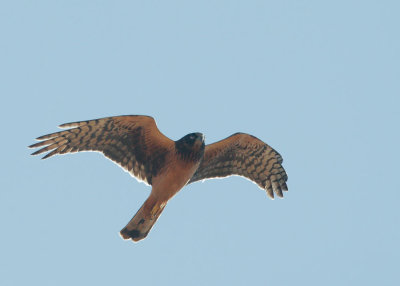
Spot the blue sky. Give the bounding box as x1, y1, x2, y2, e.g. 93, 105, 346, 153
1, 1, 399, 285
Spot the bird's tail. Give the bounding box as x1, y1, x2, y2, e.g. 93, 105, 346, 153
120, 195, 166, 242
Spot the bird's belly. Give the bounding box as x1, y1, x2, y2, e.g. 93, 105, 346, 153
151, 163, 199, 201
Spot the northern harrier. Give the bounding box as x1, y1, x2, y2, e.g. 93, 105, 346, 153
29, 115, 288, 242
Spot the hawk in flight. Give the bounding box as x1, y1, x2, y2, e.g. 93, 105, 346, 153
29, 115, 288, 242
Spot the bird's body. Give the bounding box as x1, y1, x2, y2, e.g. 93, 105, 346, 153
29, 115, 288, 242
120, 132, 205, 241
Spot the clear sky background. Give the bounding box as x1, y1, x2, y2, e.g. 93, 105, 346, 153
1, 1, 399, 285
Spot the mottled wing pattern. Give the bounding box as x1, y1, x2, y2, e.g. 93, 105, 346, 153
189, 133, 288, 199
29, 115, 173, 185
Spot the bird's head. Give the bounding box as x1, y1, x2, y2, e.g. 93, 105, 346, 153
175, 132, 205, 162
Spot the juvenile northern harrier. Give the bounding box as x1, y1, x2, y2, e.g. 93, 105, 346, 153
29, 115, 288, 242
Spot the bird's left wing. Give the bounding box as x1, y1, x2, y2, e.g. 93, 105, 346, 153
29, 115, 173, 185
188, 133, 288, 199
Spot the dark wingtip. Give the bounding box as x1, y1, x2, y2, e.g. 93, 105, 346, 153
266, 188, 275, 199
275, 184, 284, 198
30, 149, 42, 156
58, 122, 75, 128
30, 148, 55, 160
28, 142, 43, 149
36, 134, 52, 140
41, 152, 54, 160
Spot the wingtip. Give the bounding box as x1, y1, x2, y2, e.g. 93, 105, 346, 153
275, 185, 284, 198
58, 123, 73, 128
266, 188, 275, 199
30, 149, 42, 156
28, 141, 46, 149
265, 183, 287, 199
29, 150, 47, 159
59, 120, 89, 129
36, 134, 55, 140
28, 143, 36, 149
41, 153, 52, 160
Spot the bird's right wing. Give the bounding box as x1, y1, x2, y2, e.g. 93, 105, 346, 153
29, 115, 173, 185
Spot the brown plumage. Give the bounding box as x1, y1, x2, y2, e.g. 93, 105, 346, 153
29, 115, 288, 242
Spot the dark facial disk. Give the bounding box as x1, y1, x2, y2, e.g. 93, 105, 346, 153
175, 132, 205, 162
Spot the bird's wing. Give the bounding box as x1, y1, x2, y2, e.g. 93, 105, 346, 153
29, 115, 173, 185
188, 133, 288, 199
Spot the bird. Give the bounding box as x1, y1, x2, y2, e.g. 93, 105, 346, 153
29, 115, 288, 242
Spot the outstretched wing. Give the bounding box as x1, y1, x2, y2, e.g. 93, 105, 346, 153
188, 133, 288, 199
29, 115, 173, 185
